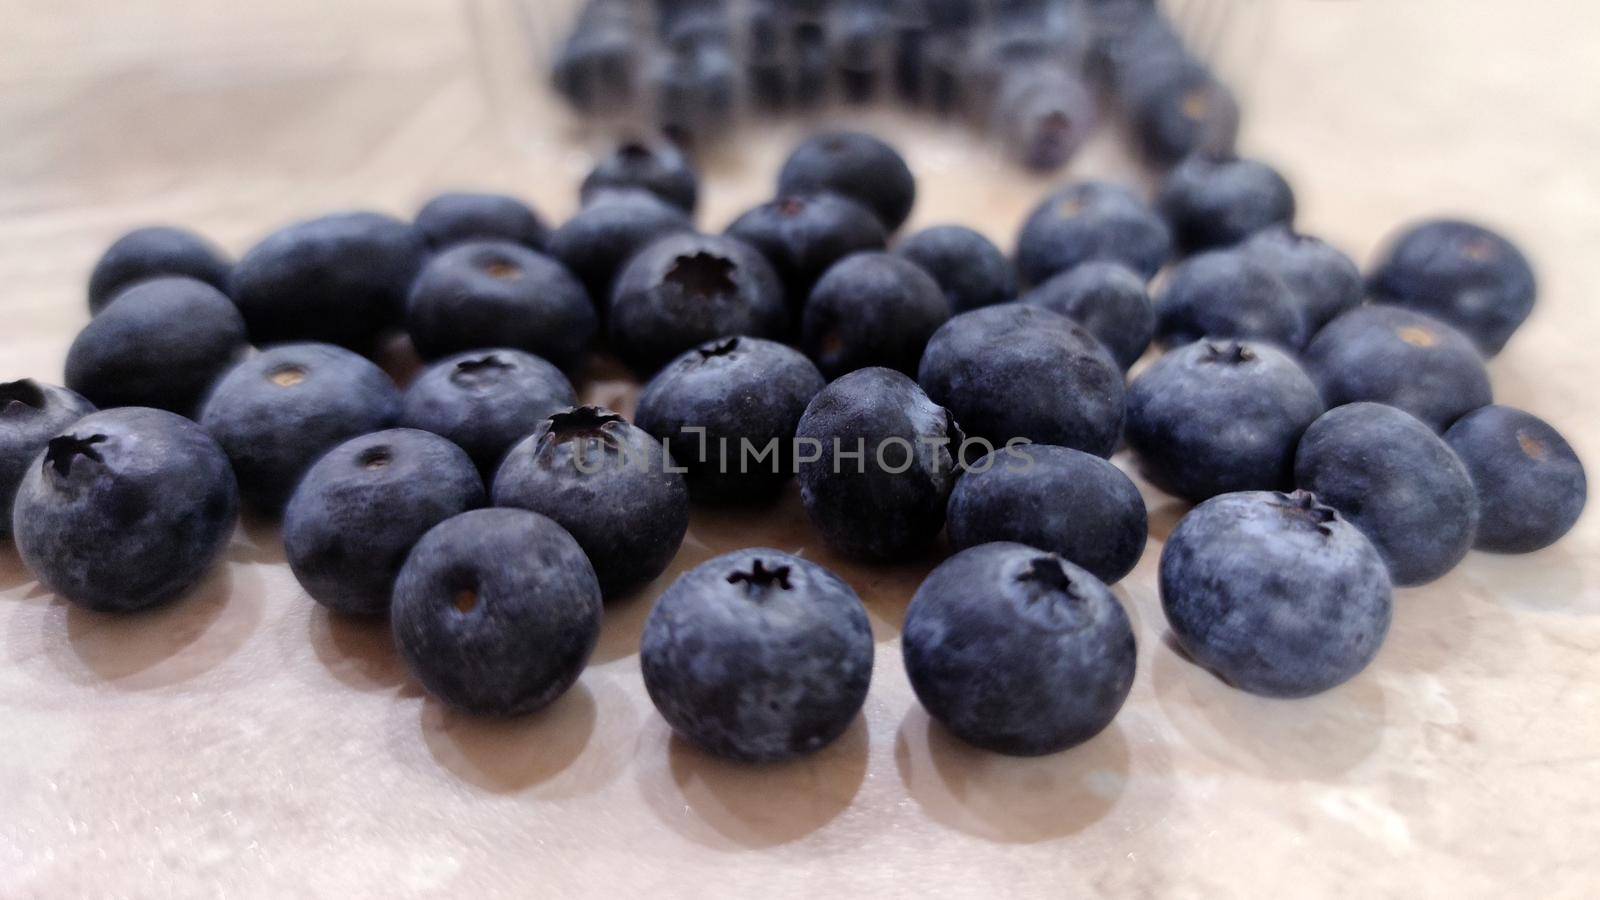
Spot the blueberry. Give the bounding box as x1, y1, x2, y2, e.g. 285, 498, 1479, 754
284, 429, 484, 616
609, 232, 788, 375
1367, 219, 1537, 356
1295, 403, 1479, 586
392, 508, 601, 716
801, 251, 950, 379
895, 224, 1017, 314
1157, 154, 1295, 254
796, 367, 961, 560
1444, 406, 1587, 553
1240, 227, 1363, 332
947, 446, 1147, 584
65, 277, 249, 417
493, 406, 689, 598
991, 65, 1099, 171
903, 543, 1135, 755
0, 380, 94, 539
13, 407, 238, 612
1302, 305, 1492, 432
1154, 248, 1308, 350
230, 212, 425, 350
641, 549, 873, 762
1127, 66, 1239, 166
778, 131, 917, 231
200, 343, 402, 513
405, 240, 596, 371
1015, 181, 1172, 286
1020, 260, 1153, 369
1126, 340, 1325, 502
1160, 490, 1392, 698
918, 304, 1124, 457
827, 1, 896, 103
551, 14, 638, 113
399, 349, 577, 477
414, 192, 550, 251
87, 225, 232, 315
580, 140, 699, 216
548, 190, 693, 303
635, 337, 825, 502
726, 193, 888, 314
650, 41, 738, 143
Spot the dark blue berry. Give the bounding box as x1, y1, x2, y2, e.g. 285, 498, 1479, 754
284, 429, 484, 616
1015, 181, 1172, 285
549, 190, 693, 303
13, 407, 238, 612
1160, 490, 1392, 698
948, 445, 1147, 584
778, 131, 917, 231
200, 343, 401, 513
581, 140, 700, 215
1157, 154, 1295, 254
230, 212, 425, 350
1295, 403, 1479, 587
1154, 248, 1308, 350
1127, 65, 1239, 166
87, 225, 232, 315
493, 406, 689, 598
1020, 260, 1154, 369
414, 192, 549, 251
609, 233, 788, 374
641, 549, 873, 762
896, 224, 1017, 314
1126, 340, 1324, 502
399, 349, 577, 477
903, 543, 1135, 755
1367, 219, 1536, 356
634, 337, 824, 502
726, 193, 888, 314
1, 380, 94, 539
65, 277, 248, 417
405, 240, 596, 371
392, 508, 602, 716
1444, 406, 1587, 554
1240, 227, 1363, 332
918, 304, 1124, 457
1302, 305, 1492, 432
801, 251, 950, 379
795, 367, 961, 561
991, 65, 1099, 171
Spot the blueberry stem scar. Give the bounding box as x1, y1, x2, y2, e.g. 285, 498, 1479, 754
665, 252, 737, 300
44, 433, 107, 476
725, 559, 792, 593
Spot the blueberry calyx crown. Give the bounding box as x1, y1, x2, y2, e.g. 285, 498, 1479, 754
0, 379, 46, 416
695, 337, 741, 361
1200, 341, 1255, 365
1277, 489, 1338, 536
543, 406, 625, 446
726, 559, 793, 594
45, 433, 107, 477
665, 252, 738, 301
450, 354, 514, 389
1015, 555, 1092, 631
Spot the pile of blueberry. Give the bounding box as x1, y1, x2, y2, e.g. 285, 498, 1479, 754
553, 0, 1237, 170
0, 120, 1586, 765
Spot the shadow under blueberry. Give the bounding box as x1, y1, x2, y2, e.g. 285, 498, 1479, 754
1150, 632, 1388, 782
1462, 541, 1596, 616
0, 540, 34, 593
419, 682, 598, 794
893, 706, 1131, 844
1145, 498, 1192, 544
307, 605, 407, 692
54, 561, 261, 689
639, 716, 870, 851
232, 511, 287, 566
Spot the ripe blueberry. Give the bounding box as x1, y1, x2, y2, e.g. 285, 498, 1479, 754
1367, 219, 1536, 356
895, 224, 1017, 314
405, 240, 596, 372
1021, 260, 1154, 369
1239, 227, 1363, 332
1015, 181, 1172, 285
726, 193, 888, 314
13, 407, 238, 612
549, 189, 692, 303
801, 251, 950, 379
1444, 406, 1587, 554
777, 131, 917, 231
903, 543, 1136, 755
1161, 490, 1392, 698
1155, 247, 1308, 350
87, 225, 232, 315
199, 343, 402, 513
641, 549, 873, 762
392, 508, 602, 716
0, 380, 94, 539
581, 140, 700, 215
414, 192, 550, 251
1295, 403, 1480, 587
1157, 153, 1295, 254
284, 429, 484, 616
400, 349, 577, 477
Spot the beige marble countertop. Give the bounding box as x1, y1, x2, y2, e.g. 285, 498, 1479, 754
2, 1, 1597, 896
